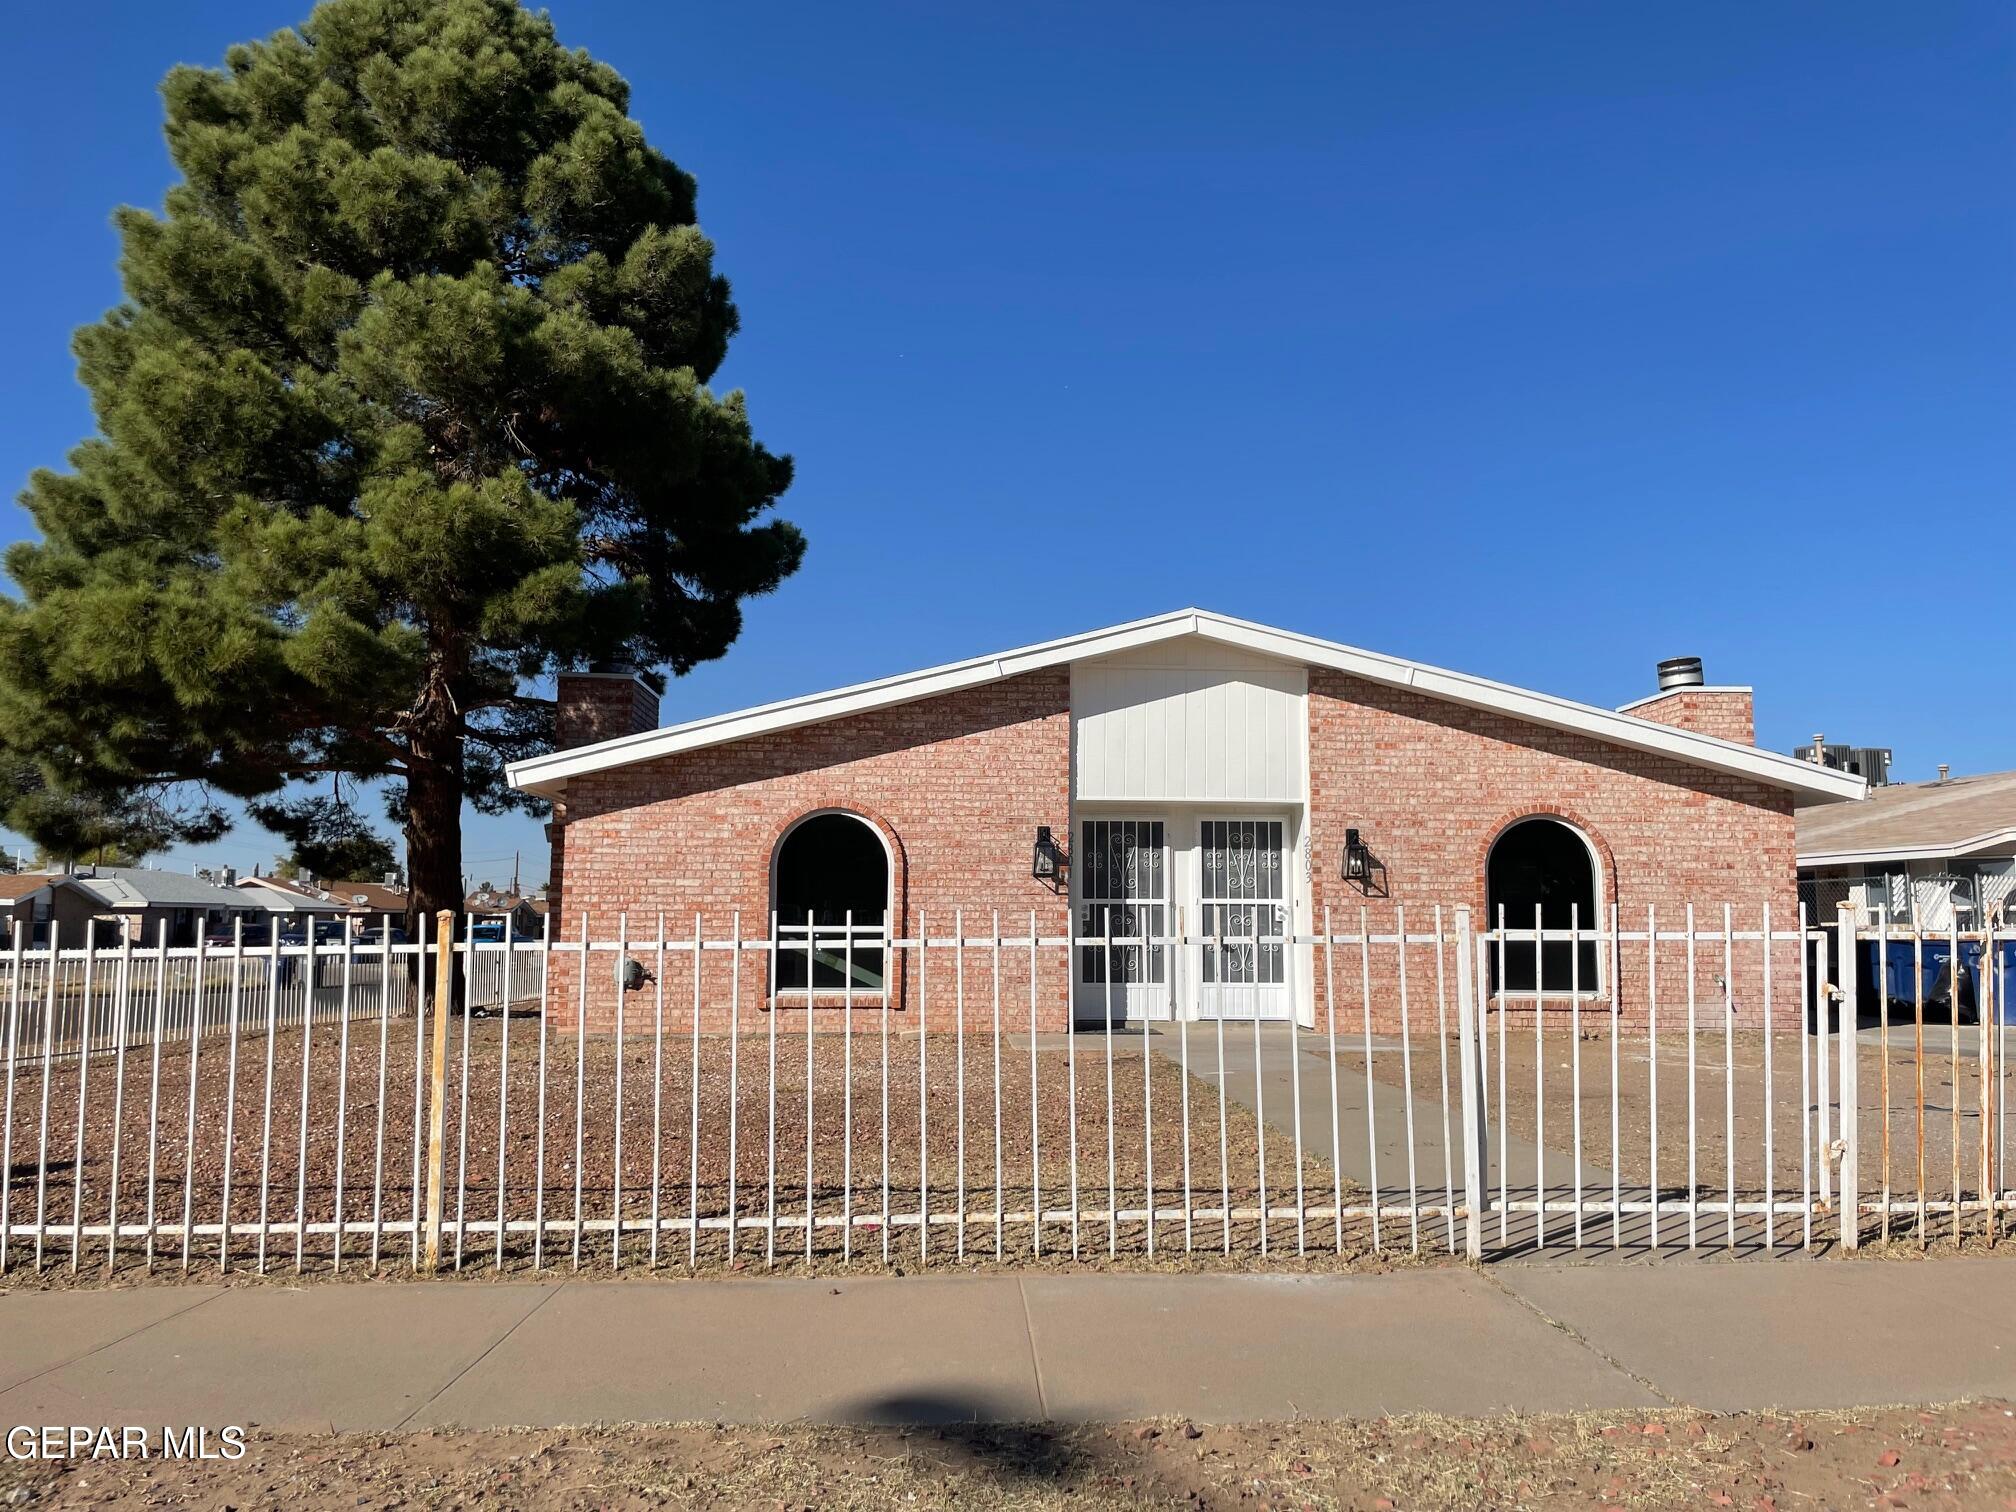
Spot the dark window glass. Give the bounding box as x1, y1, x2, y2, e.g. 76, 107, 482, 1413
774, 814, 888, 991
1488, 819, 1600, 994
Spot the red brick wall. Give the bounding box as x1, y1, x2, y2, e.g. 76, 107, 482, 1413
1305, 671, 1799, 1029
545, 662, 1801, 1035
547, 672, 661, 944
1624, 689, 1756, 745
548, 669, 1072, 1031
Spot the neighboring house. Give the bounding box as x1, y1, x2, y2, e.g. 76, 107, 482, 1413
462, 885, 547, 938
45, 865, 262, 947
238, 873, 409, 935
333, 880, 409, 933
1797, 768, 2016, 932
236, 872, 353, 922
0, 873, 56, 944
508, 608, 1863, 1032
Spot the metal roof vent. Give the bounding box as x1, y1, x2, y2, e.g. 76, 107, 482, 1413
1656, 656, 1705, 692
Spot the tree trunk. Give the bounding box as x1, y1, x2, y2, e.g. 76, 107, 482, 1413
404, 702, 465, 1011
405, 760, 463, 934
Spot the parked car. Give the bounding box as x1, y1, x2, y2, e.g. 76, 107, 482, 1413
467, 918, 538, 944
204, 918, 273, 949
354, 922, 409, 946
277, 917, 351, 947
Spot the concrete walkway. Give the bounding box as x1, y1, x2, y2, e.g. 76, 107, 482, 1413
1141, 1023, 1852, 1261
1029, 1022, 1606, 1218
1146, 1022, 1604, 1201
3, 1258, 2013, 1432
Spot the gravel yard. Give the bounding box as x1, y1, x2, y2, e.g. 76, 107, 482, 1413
7, 1400, 2014, 1510
2, 1014, 1378, 1284
17, 1003, 2016, 1281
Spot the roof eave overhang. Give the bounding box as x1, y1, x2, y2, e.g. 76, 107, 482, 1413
509, 609, 1868, 806
1798, 826, 2016, 870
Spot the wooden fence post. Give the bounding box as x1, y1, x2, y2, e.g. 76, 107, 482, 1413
423, 910, 454, 1273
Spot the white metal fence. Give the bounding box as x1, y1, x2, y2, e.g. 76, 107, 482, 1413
1802, 865, 2016, 933
0, 903, 2008, 1277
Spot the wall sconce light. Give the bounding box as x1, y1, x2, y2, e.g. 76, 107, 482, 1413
1343, 829, 1372, 883
1031, 825, 1068, 892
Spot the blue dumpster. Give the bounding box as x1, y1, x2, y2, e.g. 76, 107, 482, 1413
1858, 937, 1951, 1011
1859, 936, 2016, 1022
1967, 939, 2016, 1024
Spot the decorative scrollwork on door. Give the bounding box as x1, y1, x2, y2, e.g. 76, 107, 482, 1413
1079, 819, 1166, 987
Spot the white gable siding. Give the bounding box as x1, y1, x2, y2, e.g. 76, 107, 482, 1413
1071, 639, 1307, 803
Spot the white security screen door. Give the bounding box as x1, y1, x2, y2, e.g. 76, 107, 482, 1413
1199, 818, 1290, 1020
1076, 818, 1170, 1022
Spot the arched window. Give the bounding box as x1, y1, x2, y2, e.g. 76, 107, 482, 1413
1487, 817, 1600, 994
772, 812, 889, 993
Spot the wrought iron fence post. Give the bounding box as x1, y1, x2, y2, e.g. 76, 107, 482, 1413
1984, 913, 1999, 1246
1836, 904, 1860, 1251
1453, 907, 1487, 1260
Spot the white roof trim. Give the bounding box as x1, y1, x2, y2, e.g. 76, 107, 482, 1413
1798, 826, 2016, 869
508, 608, 1867, 804
234, 878, 350, 912
1614, 685, 1753, 714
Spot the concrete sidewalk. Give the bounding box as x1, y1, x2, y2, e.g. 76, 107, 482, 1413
4, 1258, 2014, 1433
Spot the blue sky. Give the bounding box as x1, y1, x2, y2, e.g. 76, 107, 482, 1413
3, 1, 2011, 884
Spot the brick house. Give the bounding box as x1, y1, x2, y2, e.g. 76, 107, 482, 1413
34, 866, 260, 947
0, 874, 56, 944
508, 610, 1863, 1031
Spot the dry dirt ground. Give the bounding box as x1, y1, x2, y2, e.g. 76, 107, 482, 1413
6, 1401, 2016, 1509
2, 1017, 1379, 1287
1345, 1021, 2014, 1249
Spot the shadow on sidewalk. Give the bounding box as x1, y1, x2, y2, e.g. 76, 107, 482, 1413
1481, 1186, 1841, 1263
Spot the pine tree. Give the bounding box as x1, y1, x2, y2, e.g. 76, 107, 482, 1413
0, 760, 179, 869
253, 793, 399, 881
0, 0, 800, 928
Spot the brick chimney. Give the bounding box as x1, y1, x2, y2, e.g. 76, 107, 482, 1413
555, 663, 661, 750
1618, 656, 1755, 744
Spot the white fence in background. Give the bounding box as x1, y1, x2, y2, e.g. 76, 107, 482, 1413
0, 920, 543, 1065
1802, 865, 2016, 934
0, 904, 2009, 1276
